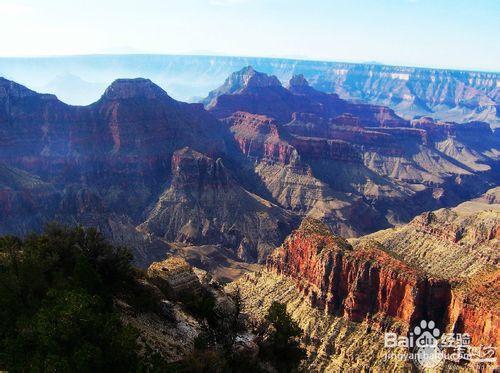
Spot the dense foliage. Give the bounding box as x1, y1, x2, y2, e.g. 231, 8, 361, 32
0, 226, 306, 372
0, 225, 157, 372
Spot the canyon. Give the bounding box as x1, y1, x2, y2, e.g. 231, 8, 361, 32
0, 55, 499, 128
1, 55, 498, 130
0, 67, 498, 279
0, 64, 498, 371
235, 189, 499, 371
208, 67, 498, 238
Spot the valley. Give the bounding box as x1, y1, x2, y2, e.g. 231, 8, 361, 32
2, 1, 498, 371
0, 67, 498, 279
0, 65, 498, 372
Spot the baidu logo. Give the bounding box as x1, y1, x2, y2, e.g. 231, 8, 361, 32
412, 320, 444, 369
384, 319, 444, 369
384, 319, 496, 370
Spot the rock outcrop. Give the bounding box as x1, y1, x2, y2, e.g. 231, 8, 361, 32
146, 257, 202, 298
234, 266, 499, 371
447, 270, 500, 349
139, 147, 294, 263
223, 111, 299, 165
207, 69, 409, 127
203, 66, 281, 109
234, 203, 498, 370
265, 210, 499, 346
232, 270, 413, 372
0, 163, 59, 235
363, 188, 500, 279
412, 116, 495, 144
266, 219, 451, 327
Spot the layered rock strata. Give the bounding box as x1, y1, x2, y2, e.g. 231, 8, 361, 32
266, 218, 499, 350
146, 257, 201, 298
139, 147, 293, 263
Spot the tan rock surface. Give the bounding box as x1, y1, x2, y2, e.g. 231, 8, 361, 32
359, 188, 499, 279
146, 257, 202, 298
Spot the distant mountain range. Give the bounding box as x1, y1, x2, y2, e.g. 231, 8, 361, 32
0, 67, 498, 278
0, 54, 498, 128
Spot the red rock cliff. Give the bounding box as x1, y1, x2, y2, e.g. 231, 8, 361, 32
266, 218, 450, 326
446, 270, 500, 349
266, 218, 499, 350
224, 112, 298, 165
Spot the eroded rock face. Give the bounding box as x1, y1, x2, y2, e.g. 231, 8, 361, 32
102, 78, 167, 100
208, 68, 408, 127
146, 257, 201, 298
266, 217, 499, 352
289, 136, 361, 163
310, 64, 500, 129
267, 219, 450, 326
412, 209, 500, 245
223, 112, 299, 165
447, 271, 500, 349
232, 270, 414, 372
364, 191, 500, 279
284, 112, 394, 145
412, 116, 494, 141
139, 147, 293, 263
0, 163, 60, 234
206, 68, 498, 238
0, 76, 226, 181
203, 66, 282, 109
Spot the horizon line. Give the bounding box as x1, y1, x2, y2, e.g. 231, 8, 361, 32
0, 52, 499, 75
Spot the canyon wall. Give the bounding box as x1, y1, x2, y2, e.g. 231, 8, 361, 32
0, 70, 498, 280
266, 217, 499, 351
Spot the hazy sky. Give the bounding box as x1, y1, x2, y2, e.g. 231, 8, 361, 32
1, 0, 499, 71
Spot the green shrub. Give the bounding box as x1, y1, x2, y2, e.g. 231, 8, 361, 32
0, 225, 161, 372
259, 301, 307, 372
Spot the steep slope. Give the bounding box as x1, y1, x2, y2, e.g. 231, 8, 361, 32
235, 268, 498, 372
234, 207, 499, 371
359, 188, 500, 279
266, 219, 452, 326
139, 147, 293, 263
208, 68, 499, 236
232, 271, 413, 371
0, 163, 59, 235
222, 111, 390, 237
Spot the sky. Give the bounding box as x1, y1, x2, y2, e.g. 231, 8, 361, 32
0, 0, 499, 71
